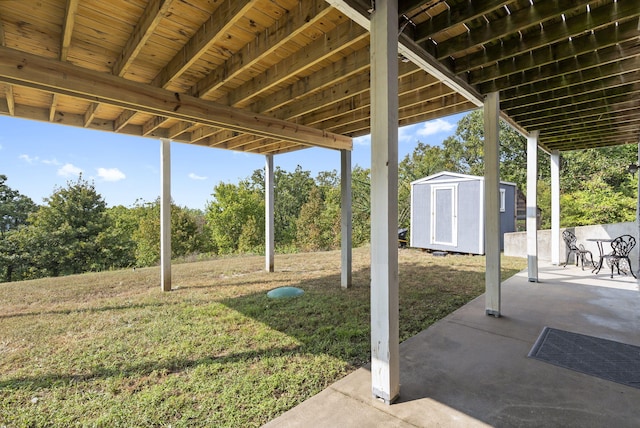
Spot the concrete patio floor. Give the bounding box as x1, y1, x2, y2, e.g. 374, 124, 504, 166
263, 263, 640, 427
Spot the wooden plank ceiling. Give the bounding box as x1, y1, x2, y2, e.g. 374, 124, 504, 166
0, 0, 638, 155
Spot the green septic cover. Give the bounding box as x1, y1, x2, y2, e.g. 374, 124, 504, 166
267, 286, 304, 299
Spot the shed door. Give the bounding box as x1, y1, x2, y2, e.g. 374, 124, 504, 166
430, 184, 458, 246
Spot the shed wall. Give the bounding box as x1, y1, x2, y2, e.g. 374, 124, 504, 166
410, 174, 517, 254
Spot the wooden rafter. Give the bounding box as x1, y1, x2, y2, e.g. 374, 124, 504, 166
0, 19, 13, 116
0, 46, 351, 150
141, 0, 335, 145
50, 0, 80, 122
451, 1, 640, 72
1, 0, 639, 154
113, 0, 173, 77
191, 0, 333, 99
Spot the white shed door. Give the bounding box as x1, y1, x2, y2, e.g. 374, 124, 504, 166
431, 184, 458, 246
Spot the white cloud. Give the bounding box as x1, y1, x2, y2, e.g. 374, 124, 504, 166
354, 135, 371, 146
188, 173, 207, 181
97, 167, 126, 182
19, 154, 39, 164
417, 118, 455, 137
42, 158, 61, 166
58, 163, 83, 177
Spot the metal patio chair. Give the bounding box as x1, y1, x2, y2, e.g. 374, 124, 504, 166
603, 234, 637, 279
562, 230, 594, 270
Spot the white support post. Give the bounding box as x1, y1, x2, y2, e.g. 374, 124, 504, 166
341, 149, 352, 288
551, 150, 560, 266
160, 138, 171, 292
527, 132, 540, 282
636, 143, 640, 285
370, 0, 399, 404
265, 155, 274, 273
484, 92, 501, 317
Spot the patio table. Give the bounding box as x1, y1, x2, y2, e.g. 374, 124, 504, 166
587, 238, 614, 275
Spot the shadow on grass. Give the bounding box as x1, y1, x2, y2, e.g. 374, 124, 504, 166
0, 344, 302, 391
0, 257, 523, 394
0, 301, 168, 320
218, 260, 525, 369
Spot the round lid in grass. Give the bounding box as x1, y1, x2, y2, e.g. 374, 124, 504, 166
267, 286, 304, 299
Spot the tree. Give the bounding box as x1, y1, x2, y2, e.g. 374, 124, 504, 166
243, 165, 316, 249
297, 187, 331, 251
27, 175, 110, 276
0, 175, 37, 236
206, 182, 264, 254
133, 200, 212, 266
0, 175, 38, 281
441, 109, 549, 192
351, 166, 371, 247
398, 143, 447, 228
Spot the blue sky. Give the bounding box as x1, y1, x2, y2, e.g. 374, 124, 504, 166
0, 112, 469, 210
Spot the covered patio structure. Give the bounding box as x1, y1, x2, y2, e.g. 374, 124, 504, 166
1, 0, 640, 407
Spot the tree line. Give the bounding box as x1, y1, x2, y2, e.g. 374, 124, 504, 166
1, 110, 637, 282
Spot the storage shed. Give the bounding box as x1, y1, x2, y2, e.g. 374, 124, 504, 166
410, 172, 517, 254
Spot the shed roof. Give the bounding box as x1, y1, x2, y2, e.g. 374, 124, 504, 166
411, 171, 517, 186
0, 0, 638, 154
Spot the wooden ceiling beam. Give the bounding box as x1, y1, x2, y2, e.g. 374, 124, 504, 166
513, 96, 640, 128
328, 0, 483, 105
191, 0, 332, 99
108, 0, 174, 136
168, 121, 196, 139
518, 103, 640, 132
204, 130, 244, 148
51, 0, 79, 123
431, 1, 585, 59
271, 61, 423, 122
0, 46, 351, 150
501, 72, 640, 113
142, 0, 334, 139
226, 20, 369, 108
543, 123, 640, 143
407, 0, 507, 43
253, 46, 371, 114
61, 0, 79, 61
482, 46, 640, 96
541, 111, 640, 136
0, 21, 14, 116
468, 20, 640, 86
542, 137, 637, 152
151, 0, 258, 89
112, 0, 173, 78
83, 102, 98, 127
506, 82, 640, 120
452, 1, 640, 73
543, 130, 640, 147
297, 71, 447, 129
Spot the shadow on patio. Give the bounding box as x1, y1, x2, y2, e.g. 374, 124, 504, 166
262, 264, 640, 427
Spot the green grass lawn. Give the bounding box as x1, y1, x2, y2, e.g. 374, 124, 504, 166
0, 247, 526, 427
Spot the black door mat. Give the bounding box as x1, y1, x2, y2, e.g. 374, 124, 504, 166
528, 327, 640, 389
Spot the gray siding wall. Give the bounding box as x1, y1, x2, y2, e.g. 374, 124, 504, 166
499, 184, 516, 249
411, 175, 517, 254
456, 180, 482, 254
410, 182, 431, 248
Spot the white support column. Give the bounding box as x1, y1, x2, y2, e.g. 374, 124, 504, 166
370, 0, 399, 404
527, 132, 540, 282
636, 143, 640, 284
265, 155, 274, 273
160, 138, 171, 292
484, 92, 501, 317
341, 149, 352, 288
550, 150, 560, 266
